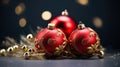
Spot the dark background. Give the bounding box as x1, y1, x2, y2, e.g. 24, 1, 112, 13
0, 0, 120, 49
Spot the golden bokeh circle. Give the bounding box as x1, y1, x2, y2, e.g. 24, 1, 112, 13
41, 11, 52, 20
2, 0, 10, 4
93, 17, 103, 28
19, 18, 27, 27
77, 0, 89, 6
15, 3, 25, 15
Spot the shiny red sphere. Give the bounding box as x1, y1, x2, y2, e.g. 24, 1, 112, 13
50, 15, 76, 38
35, 28, 66, 54
35, 28, 48, 52
69, 27, 99, 55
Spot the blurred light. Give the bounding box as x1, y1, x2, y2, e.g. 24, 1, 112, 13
41, 11, 52, 20
15, 3, 25, 15
19, 18, 27, 27
37, 26, 41, 30
2, 0, 10, 4
76, 0, 89, 6
93, 17, 103, 28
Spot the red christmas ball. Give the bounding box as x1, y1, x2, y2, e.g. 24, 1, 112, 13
35, 28, 48, 52
35, 23, 67, 55
69, 23, 102, 58
50, 15, 76, 38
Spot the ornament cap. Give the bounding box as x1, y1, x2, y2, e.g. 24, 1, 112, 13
61, 9, 69, 15
78, 21, 85, 29
48, 23, 55, 30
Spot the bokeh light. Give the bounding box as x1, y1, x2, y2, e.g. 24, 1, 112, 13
76, 0, 89, 6
19, 18, 27, 27
2, 0, 10, 4
93, 17, 103, 28
41, 11, 52, 20
15, 3, 25, 15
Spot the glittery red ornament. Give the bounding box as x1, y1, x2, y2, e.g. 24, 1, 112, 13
50, 10, 76, 38
35, 23, 67, 56
69, 22, 104, 58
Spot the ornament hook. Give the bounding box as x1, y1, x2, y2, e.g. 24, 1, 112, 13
62, 9, 69, 15
78, 21, 85, 29
47, 23, 55, 30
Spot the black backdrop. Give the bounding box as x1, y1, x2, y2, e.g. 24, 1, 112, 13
0, 0, 120, 49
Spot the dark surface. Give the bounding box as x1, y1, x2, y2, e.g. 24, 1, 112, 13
0, 52, 120, 67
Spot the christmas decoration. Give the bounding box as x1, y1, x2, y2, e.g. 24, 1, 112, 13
0, 10, 105, 60
27, 34, 35, 42
35, 23, 67, 57
50, 9, 77, 38
69, 22, 104, 58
